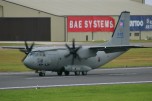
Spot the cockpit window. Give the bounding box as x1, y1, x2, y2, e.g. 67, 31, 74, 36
29, 52, 45, 57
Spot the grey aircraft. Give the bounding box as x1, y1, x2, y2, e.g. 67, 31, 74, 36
3, 11, 144, 76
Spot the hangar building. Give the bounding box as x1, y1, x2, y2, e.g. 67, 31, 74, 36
0, 0, 152, 41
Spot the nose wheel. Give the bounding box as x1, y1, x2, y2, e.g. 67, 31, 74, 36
39, 72, 45, 77
36, 71, 46, 77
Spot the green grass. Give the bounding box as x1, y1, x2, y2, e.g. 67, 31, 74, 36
0, 43, 38, 46
0, 83, 152, 101
130, 40, 152, 43
103, 48, 152, 68
0, 43, 24, 46
0, 49, 31, 72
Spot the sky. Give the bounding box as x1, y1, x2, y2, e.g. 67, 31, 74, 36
145, 0, 152, 6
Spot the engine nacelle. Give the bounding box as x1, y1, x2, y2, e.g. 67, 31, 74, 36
64, 65, 92, 72
78, 47, 97, 59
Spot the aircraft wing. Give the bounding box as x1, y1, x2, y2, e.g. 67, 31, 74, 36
1, 46, 66, 51
1, 46, 26, 49
89, 45, 145, 53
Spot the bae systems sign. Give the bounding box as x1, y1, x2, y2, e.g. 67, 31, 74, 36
67, 16, 115, 32
130, 15, 152, 31
67, 15, 152, 32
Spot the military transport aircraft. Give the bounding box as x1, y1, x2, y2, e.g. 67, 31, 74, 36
3, 11, 144, 76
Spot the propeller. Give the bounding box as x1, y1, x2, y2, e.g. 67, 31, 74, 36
20, 41, 35, 61
65, 39, 82, 65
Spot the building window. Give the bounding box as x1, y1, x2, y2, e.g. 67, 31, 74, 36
134, 33, 139, 36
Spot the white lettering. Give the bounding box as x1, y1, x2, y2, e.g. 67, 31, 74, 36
93, 20, 113, 28
84, 20, 88, 28
130, 20, 144, 27
69, 17, 115, 31
79, 20, 82, 28
93, 20, 97, 28
69, 20, 82, 28
73, 21, 78, 28
69, 21, 73, 28
88, 20, 92, 28
104, 20, 109, 28
100, 20, 104, 28
146, 25, 152, 29
110, 21, 114, 28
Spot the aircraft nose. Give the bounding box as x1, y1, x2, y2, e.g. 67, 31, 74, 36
23, 57, 31, 68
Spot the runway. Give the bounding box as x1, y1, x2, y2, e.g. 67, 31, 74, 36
0, 67, 152, 90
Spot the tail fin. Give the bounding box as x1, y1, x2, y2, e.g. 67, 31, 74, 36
108, 11, 130, 45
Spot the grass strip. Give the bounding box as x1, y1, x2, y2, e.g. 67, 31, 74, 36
103, 48, 152, 68
0, 83, 152, 101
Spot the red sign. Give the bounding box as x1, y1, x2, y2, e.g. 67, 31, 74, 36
67, 16, 115, 32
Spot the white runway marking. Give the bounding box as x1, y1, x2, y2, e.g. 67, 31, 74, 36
0, 81, 152, 90
26, 76, 75, 80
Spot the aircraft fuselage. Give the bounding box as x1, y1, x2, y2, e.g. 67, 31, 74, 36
24, 48, 125, 72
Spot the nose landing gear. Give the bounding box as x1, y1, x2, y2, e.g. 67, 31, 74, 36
35, 70, 46, 77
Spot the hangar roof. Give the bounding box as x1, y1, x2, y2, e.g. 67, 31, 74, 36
4, 0, 152, 16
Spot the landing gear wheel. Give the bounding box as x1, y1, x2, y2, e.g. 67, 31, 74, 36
57, 71, 63, 76
75, 71, 80, 76
64, 71, 70, 76
39, 72, 45, 77
82, 71, 87, 75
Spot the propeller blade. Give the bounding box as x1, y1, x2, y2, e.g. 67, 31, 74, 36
72, 39, 75, 49
29, 42, 35, 52
25, 41, 29, 52
65, 44, 71, 50
75, 46, 82, 52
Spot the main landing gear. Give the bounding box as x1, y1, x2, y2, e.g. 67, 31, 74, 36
57, 71, 70, 76
57, 71, 87, 76
36, 70, 88, 77
75, 71, 87, 76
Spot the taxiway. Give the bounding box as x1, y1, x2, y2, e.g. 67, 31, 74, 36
0, 67, 152, 89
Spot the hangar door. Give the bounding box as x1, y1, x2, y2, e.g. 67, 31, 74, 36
0, 18, 50, 41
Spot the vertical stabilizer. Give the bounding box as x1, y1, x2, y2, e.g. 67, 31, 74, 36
108, 11, 130, 45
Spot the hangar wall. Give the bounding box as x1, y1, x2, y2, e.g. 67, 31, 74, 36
0, 0, 65, 41
0, 0, 152, 42
132, 0, 144, 3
